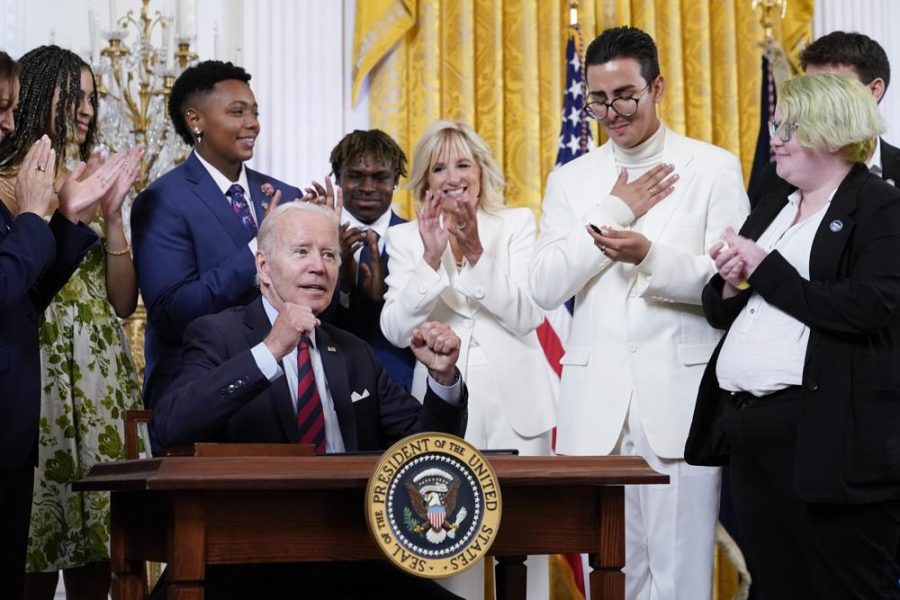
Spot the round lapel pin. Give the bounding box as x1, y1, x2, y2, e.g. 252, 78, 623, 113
829, 220, 843, 233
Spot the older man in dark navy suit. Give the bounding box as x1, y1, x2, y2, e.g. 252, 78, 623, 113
153, 200, 467, 598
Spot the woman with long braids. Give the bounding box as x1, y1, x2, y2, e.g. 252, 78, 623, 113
0, 45, 143, 599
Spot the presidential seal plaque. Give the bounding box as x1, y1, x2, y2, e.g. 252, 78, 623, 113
365, 432, 502, 578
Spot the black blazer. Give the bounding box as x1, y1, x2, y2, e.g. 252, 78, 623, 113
0, 209, 97, 470
686, 163, 900, 504
153, 297, 467, 450
749, 138, 900, 207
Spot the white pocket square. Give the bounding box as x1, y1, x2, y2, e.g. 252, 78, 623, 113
350, 389, 371, 402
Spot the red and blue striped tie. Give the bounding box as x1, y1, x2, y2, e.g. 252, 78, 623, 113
296, 336, 325, 453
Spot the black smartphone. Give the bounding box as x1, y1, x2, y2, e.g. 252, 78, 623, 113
590, 224, 603, 235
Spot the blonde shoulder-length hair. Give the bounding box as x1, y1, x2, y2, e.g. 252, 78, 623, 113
778, 73, 884, 163
407, 120, 506, 214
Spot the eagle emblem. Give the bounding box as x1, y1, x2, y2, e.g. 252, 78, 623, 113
404, 468, 468, 544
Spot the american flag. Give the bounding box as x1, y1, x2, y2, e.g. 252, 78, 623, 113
537, 26, 593, 383
555, 29, 593, 168
542, 24, 592, 600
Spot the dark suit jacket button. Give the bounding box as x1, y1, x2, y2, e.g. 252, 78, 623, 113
241, 376, 250, 383
805, 380, 819, 392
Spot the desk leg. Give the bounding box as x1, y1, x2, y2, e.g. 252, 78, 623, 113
166, 497, 206, 600
495, 555, 527, 600
110, 494, 148, 600
590, 486, 625, 600
110, 558, 147, 600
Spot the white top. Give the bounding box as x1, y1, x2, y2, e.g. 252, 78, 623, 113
611, 122, 666, 179
250, 297, 462, 452
193, 150, 259, 253
716, 188, 835, 396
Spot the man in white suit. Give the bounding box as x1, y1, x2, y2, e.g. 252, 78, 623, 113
531, 26, 749, 600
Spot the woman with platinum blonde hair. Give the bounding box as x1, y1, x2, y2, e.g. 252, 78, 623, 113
380, 120, 556, 599
686, 73, 900, 599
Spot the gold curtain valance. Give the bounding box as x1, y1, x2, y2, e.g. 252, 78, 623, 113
354, 0, 812, 218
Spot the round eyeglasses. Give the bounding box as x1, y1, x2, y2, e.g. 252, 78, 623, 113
768, 120, 799, 143
582, 81, 653, 120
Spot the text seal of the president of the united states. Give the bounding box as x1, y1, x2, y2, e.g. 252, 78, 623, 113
365, 432, 502, 578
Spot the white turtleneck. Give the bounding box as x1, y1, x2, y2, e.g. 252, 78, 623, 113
611, 121, 666, 180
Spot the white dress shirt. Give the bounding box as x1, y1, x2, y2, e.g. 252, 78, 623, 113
716, 189, 835, 396
193, 150, 260, 253
250, 297, 462, 452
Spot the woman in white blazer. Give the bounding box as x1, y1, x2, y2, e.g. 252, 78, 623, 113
381, 120, 556, 456
381, 120, 555, 599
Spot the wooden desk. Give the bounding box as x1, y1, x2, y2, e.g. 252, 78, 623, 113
76, 455, 667, 599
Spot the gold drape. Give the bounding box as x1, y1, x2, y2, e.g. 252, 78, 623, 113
354, 0, 812, 221
354, 3, 812, 599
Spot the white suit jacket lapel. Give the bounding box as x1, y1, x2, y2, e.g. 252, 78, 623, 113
640, 129, 698, 241
587, 145, 618, 219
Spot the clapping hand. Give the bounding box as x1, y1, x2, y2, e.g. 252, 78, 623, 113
56, 152, 124, 225
709, 227, 767, 296
416, 190, 449, 270
302, 176, 343, 222
447, 195, 482, 266
337, 225, 386, 302
410, 321, 460, 386
338, 222, 366, 292
100, 145, 144, 224
357, 230, 386, 303
15, 135, 56, 217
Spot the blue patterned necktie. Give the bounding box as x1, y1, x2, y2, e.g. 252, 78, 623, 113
226, 183, 258, 239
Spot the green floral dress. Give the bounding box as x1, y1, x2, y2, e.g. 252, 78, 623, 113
25, 226, 142, 572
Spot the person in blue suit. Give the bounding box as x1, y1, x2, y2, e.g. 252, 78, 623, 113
131, 61, 301, 408
0, 50, 128, 600
329, 129, 415, 390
